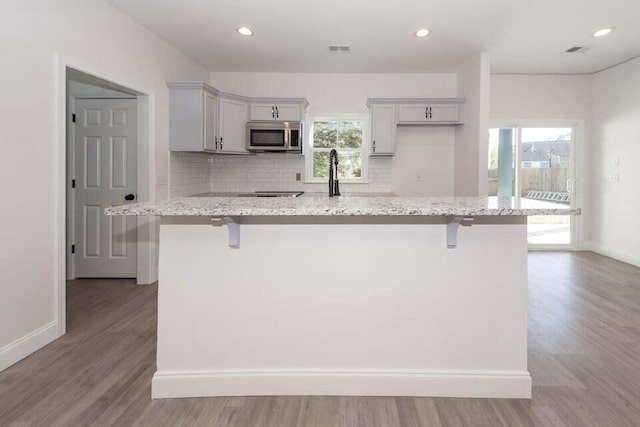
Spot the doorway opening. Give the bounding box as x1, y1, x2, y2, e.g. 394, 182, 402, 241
67, 69, 139, 279
488, 125, 578, 249
59, 62, 157, 336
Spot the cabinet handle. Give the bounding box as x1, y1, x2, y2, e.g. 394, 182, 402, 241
220, 137, 223, 150
215, 137, 218, 150
271, 106, 275, 118
275, 106, 279, 119
373, 140, 376, 153
425, 107, 428, 119
429, 107, 433, 119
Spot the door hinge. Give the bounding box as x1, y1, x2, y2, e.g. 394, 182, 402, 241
71, 179, 76, 188
72, 113, 76, 123
71, 244, 75, 254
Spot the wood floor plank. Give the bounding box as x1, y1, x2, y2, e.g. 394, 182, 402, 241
1, 252, 639, 426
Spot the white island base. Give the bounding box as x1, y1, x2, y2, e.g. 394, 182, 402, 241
152, 216, 531, 399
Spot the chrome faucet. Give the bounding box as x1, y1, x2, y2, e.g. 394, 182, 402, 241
329, 149, 340, 197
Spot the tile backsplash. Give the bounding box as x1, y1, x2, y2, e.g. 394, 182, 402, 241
170, 152, 393, 196
169, 152, 212, 197
210, 153, 305, 193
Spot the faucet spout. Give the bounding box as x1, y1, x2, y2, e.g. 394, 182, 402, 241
329, 149, 340, 197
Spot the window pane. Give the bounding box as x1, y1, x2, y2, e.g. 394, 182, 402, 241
313, 122, 337, 148
313, 151, 330, 178
338, 121, 363, 148
337, 151, 362, 178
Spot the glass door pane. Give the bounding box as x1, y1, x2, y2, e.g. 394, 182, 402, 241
520, 128, 573, 246
488, 128, 516, 197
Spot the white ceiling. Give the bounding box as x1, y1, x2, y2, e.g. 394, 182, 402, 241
106, 0, 640, 74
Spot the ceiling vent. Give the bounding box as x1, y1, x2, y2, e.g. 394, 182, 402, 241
565, 46, 584, 53
328, 45, 351, 53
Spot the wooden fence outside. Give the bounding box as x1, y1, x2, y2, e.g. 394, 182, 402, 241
488, 167, 569, 196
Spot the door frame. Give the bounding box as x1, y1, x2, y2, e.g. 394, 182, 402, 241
55, 54, 158, 337
489, 119, 585, 251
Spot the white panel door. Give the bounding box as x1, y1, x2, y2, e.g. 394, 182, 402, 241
74, 99, 137, 278
218, 98, 248, 153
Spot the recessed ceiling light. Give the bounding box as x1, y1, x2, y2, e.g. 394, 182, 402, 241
593, 27, 615, 37
415, 28, 431, 38
237, 27, 253, 36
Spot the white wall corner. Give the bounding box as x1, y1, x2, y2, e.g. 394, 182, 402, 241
454, 51, 491, 196
0, 321, 59, 372
584, 242, 640, 268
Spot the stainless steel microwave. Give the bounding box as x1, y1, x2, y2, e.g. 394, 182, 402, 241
246, 121, 302, 153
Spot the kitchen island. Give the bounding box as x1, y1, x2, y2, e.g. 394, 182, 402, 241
107, 194, 579, 399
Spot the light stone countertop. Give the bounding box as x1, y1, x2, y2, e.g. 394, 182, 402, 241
105, 193, 581, 217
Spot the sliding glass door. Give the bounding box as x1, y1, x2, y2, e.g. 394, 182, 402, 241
489, 126, 576, 248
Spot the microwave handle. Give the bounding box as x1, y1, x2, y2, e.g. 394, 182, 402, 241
284, 128, 289, 147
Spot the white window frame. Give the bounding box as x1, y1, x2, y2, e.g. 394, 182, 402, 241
305, 115, 369, 183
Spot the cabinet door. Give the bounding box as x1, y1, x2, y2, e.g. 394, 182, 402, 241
203, 92, 218, 151
273, 104, 301, 121
250, 104, 277, 121
219, 98, 248, 153
370, 105, 396, 155
397, 104, 460, 124
429, 104, 460, 122
397, 105, 430, 123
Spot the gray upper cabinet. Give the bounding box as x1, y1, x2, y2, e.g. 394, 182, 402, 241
366, 98, 465, 156
169, 82, 308, 153
249, 102, 304, 121
169, 82, 219, 152
397, 103, 461, 124
203, 92, 218, 152
370, 104, 397, 156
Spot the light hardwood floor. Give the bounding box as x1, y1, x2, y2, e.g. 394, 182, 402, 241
1, 252, 640, 426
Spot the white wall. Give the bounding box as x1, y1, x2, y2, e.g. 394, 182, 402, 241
490, 74, 592, 249
68, 80, 136, 99
491, 75, 592, 120
590, 58, 640, 266
393, 127, 455, 196
455, 52, 491, 196
210, 72, 458, 195
0, 0, 208, 371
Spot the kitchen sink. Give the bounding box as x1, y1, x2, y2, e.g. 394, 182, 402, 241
237, 191, 305, 198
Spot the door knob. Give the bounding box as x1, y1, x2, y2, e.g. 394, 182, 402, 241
124, 194, 135, 201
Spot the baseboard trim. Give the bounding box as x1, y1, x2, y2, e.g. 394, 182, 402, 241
0, 321, 59, 372
152, 369, 532, 399
586, 243, 640, 268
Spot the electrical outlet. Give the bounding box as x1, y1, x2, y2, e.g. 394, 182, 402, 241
156, 175, 168, 185
608, 174, 619, 183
